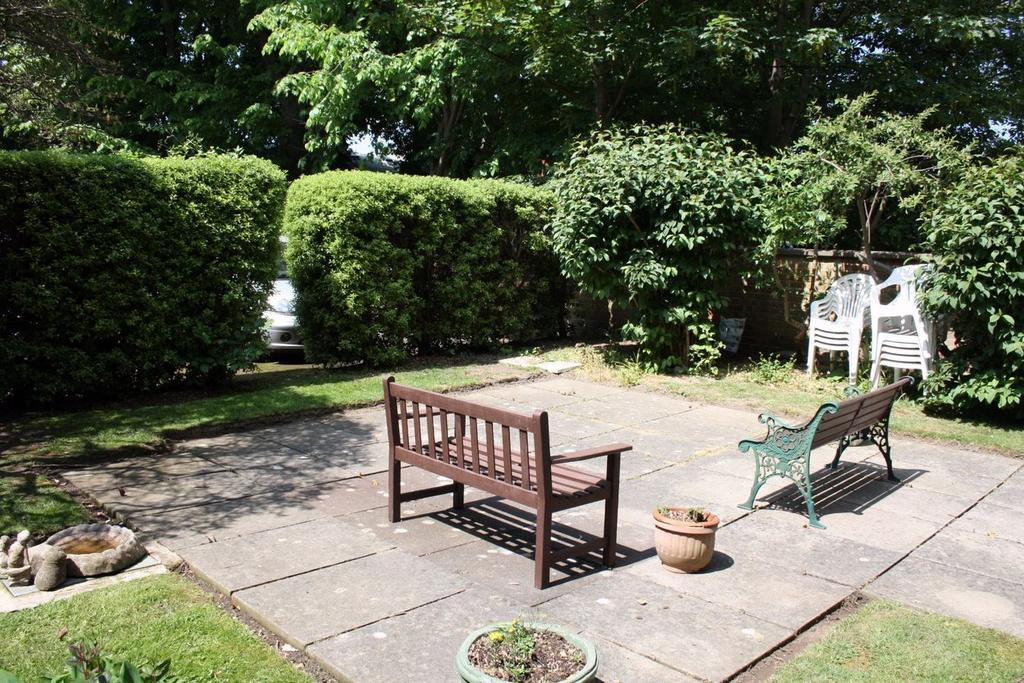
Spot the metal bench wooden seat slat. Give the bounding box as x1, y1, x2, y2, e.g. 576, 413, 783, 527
384, 377, 632, 588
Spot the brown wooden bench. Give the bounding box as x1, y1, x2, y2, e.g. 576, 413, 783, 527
737, 377, 912, 529
383, 377, 632, 588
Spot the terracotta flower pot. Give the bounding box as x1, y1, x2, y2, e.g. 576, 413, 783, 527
652, 508, 719, 573
456, 622, 598, 683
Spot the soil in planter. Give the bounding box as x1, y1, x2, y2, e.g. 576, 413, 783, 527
659, 508, 708, 524
468, 627, 584, 683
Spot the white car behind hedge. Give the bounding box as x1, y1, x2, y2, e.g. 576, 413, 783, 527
264, 240, 303, 351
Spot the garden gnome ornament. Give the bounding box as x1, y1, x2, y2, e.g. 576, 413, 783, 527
3, 531, 32, 585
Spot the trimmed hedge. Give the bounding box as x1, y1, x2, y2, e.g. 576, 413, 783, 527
0, 151, 285, 405
285, 171, 565, 365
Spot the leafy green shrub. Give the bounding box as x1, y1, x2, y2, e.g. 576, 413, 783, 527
920, 152, 1024, 418
284, 171, 565, 365
551, 124, 764, 372
750, 354, 797, 385
0, 151, 285, 405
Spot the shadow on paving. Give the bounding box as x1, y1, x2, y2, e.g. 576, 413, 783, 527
426, 498, 656, 588
761, 460, 926, 521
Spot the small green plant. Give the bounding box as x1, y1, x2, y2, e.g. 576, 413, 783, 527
1, 640, 180, 683
657, 506, 709, 523
484, 619, 537, 683
750, 353, 796, 385
613, 350, 652, 386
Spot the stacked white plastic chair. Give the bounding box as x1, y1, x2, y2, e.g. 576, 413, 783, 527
806, 273, 874, 384
869, 264, 935, 388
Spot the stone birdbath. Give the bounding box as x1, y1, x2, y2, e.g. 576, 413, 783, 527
31, 523, 147, 579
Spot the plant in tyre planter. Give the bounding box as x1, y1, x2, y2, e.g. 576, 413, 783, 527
457, 619, 598, 683
653, 506, 719, 573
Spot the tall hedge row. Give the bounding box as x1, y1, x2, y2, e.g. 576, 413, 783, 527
0, 152, 285, 405
285, 171, 566, 365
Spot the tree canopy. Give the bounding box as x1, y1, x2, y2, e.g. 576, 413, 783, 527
3, 1, 1022, 176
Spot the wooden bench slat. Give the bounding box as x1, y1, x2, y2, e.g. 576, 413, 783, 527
398, 399, 409, 449
412, 401, 423, 453
485, 421, 496, 480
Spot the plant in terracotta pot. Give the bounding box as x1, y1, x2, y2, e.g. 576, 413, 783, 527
456, 619, 598, 683
652, 506, 720, 573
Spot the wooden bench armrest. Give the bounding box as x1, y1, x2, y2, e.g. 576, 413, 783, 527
551, 443, 632, 464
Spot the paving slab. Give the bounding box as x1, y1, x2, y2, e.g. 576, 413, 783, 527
626, 549, 850, 631
89, 468, 272, 513
233, 550, 468, 648
540, 573, 791, 681
554, 439, 671, 480
717, 511, 903, 587
62, 451, 226, 481
471, 384, 585, 411
589, 635, 701, 683
554, 425, 699, 465
531, 377, 632, 400
913, 526, 1024, 587
130, 475, 389, 550
558, 393, 696, 428
545, 411, 622, 445
620, 464, 778, 514
248, 418, 388, 456
307, 588, 525, 683
889, 440, 1021, 481
640, 405, 761, 447
985, 470, 1024, 511
536, 360, 581, 374
867, 555, 1024, 638
423, 536, 605, 606
949, 501, 1024, 544
341, 506, 481, 557
834, 476, 976, 524
180, 518, 393, 594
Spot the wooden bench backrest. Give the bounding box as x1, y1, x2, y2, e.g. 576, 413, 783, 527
810, 377, 912, 449
383, 378, 552, 505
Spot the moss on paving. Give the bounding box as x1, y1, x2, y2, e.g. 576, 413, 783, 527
0, 574, 311, 682
0, 473, 90, 537
772, 599, 1024, 682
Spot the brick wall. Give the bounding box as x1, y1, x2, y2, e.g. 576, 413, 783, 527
563, 248, 925, 358
721, 249, 921, 357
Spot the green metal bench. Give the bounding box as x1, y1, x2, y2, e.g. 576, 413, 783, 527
737, 377, 912, 529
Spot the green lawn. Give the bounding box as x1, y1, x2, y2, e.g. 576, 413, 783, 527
0, 574, 310, 681
3, 357, 532, 468
538, 346, 1024, 455
772, 600, 1024, 682
0, 473, 91, 537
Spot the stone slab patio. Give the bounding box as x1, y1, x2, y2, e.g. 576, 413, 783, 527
49, 376, 1024, 681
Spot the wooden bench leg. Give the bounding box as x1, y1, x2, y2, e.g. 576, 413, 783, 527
534, 505, 552, 590
388, 453, 401, 523
603, 454, 620, 567
453, 482, 465, 509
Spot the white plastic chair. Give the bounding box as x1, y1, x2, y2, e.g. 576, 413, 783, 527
806, 273, 874, 383
869, 265, 935, 388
